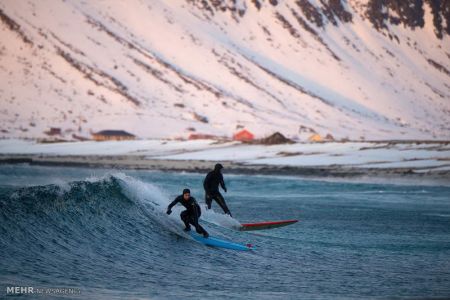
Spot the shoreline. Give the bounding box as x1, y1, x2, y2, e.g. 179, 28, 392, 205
1, 154, 449, 183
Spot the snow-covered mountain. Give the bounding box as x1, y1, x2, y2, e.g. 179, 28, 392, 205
0, 0, 449, 141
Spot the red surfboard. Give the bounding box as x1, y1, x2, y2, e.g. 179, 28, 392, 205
239, 219, 298, 231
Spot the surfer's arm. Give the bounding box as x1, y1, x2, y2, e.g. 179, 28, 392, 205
166, 197, 179, 214
219, 174, 227, 192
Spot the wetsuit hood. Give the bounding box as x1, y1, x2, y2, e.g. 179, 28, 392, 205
214, 163, 223, 171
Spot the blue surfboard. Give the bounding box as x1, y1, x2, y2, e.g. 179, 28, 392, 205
189, 232, 253, 251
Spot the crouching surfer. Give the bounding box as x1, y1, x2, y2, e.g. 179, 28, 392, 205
166, 188, 209, 238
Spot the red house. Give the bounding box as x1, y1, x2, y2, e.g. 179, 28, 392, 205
233, 129, 254, 142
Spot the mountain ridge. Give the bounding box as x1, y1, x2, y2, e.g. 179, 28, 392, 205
0, 0, 448, 140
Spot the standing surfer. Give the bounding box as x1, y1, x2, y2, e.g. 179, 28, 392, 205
167, 188, 209, 238
203, 163, 232, 217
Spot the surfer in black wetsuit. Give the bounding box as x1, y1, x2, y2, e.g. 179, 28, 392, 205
166, 188, 209, 238
203, 163, 232, 217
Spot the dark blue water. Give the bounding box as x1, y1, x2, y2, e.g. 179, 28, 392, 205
1, 165, 449, 299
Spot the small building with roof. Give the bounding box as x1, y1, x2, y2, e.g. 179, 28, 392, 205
92, 130, 136, 141
45, 127, 61, 136
233, 129, 254, 142
188, 133, 220, 140
258, 132, 294, 145
308, 134, 323, 142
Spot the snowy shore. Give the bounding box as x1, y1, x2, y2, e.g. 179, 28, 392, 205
1, 139, 449, 182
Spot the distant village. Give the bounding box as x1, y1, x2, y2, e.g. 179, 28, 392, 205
41, 127, 336, 144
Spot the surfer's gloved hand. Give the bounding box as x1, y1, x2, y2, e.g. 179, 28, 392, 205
166, 209, 172, 215
224, 187, 227, 193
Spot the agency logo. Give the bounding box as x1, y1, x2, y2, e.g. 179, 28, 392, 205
6, 286, 34, 294
6, 286, 81, 295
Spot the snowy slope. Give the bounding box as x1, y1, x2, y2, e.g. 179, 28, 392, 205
0, 0, 449, 140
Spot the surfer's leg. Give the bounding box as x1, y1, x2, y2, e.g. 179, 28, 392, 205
190, 215, 209, 237
180, 210, 191, 231
205, 193, 212, 209
214, 193, 232, 217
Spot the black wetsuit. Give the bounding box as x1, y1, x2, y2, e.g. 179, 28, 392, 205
203, 166, 232, 216
167, 195, 208, 235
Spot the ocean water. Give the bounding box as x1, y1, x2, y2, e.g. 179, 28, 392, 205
1, 165, 449, 299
